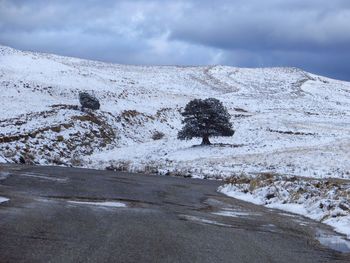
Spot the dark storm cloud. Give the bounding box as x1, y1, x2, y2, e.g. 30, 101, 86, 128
0, 0, 349, 80
170, 0, 350, 52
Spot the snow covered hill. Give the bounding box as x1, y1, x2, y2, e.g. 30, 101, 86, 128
1, 44, 349, 179
1, 44, 350, 238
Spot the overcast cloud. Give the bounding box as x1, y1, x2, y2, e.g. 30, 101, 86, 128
0, 0, 349, 80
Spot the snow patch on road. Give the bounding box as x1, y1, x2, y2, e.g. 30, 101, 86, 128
324, 217, 350, 240
19, 172, 68, 182
0, 172, 10, 180
267, 203, 308, 216
67, 200, 127, 208
213, 209, 261, 218
181, 215, 231, 227
316, 230, 350, 253
0, 196, 9, 204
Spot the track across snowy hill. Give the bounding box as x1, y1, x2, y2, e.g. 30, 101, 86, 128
1, 45, 350, 179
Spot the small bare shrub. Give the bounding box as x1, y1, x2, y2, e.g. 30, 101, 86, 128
152, 131, 165, 140
79, 92, 100, 110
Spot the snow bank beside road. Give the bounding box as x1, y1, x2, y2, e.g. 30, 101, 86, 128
219, 174, 350, 238
0, 156, 8, 163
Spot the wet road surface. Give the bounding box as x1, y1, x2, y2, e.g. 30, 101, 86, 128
0, 165, 349, 263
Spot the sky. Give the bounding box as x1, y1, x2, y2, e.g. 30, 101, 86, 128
0, 0, 350, 80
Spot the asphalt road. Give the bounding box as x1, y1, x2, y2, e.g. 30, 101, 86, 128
0, 165, 349, 263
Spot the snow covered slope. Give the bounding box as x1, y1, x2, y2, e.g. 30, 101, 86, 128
1, 44, 350, 179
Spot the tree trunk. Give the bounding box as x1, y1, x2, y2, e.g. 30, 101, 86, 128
201, 136, 211, 145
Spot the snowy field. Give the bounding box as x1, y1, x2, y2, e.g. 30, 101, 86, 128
1, 45, 349, 179
0, 45, 350, 238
